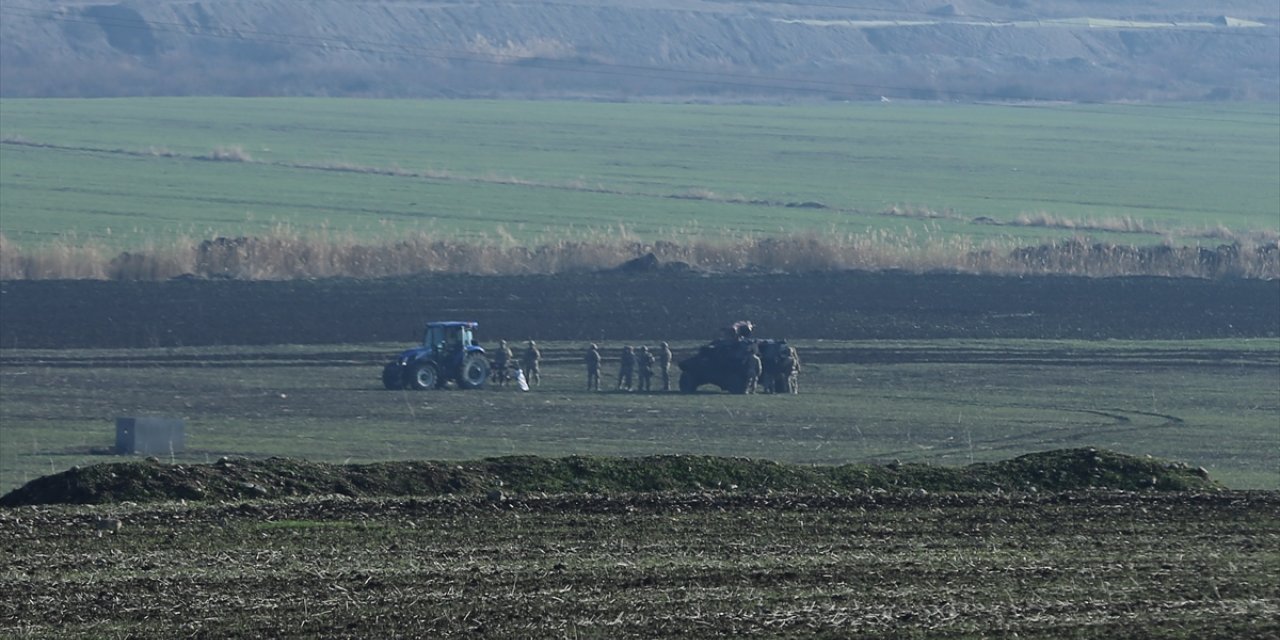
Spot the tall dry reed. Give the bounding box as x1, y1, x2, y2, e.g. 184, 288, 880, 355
1, 227, 1275, 281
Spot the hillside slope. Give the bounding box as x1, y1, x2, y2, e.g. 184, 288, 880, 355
1, 0, 1277, 100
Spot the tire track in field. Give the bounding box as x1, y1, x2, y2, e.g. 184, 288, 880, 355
0, 138, 841, 213
988, 407, 1187, 449
1, 138, 1230, 231
878, 405, 1188, 462
0, 351, 386, 368
6, 137, 1201, 236
801, 345, 1280, 368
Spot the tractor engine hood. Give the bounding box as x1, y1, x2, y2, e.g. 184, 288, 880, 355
396, 346, 432, 364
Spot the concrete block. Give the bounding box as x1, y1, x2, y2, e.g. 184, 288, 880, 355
115, 417, 185, 455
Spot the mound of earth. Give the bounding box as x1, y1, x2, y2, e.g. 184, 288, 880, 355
610, 252, 694, 273
0, 449, 1217, 507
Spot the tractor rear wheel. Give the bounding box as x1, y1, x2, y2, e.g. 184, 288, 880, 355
458, 353, 489, 389
407, 362, 439, 390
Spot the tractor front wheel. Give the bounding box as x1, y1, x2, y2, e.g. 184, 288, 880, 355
382, 363, 404, 390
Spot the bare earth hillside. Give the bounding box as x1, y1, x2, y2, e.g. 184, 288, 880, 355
1, 0, 1277, 100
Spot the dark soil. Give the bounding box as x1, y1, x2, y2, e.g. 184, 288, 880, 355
1, 488, 1275, 638
0, 449, 1219, 507
1, 272, 1277, 348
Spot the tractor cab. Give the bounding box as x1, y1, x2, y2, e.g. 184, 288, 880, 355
424, 322, 476, 355
423, 321, 484, 366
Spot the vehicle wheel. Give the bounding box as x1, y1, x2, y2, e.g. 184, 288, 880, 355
407, 362, 439, 390
458, 353, 489, 389
679, 373, 698, 393
382, 362, 404, 390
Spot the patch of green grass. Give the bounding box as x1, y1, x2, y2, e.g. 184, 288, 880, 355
2, 99, 1276, 247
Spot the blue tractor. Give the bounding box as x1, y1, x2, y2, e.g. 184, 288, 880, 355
382, 321, 490, 390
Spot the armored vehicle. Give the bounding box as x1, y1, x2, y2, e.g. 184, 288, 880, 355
677, 321, 795, 394
382, 321, 490, 390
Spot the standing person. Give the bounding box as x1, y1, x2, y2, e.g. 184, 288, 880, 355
787, 345, 801, 394
637, 346, 655, 392
616, 346, 636, 391
585, 344, 602, 391
769, 344, 791, 394
657, 342, 673, 391
745, 349, 763, 394
493, 339, 513, 387
523, 340, 542, 387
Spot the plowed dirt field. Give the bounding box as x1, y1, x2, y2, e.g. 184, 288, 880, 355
2, 490, 1276, 638
2, 271, 1277, 348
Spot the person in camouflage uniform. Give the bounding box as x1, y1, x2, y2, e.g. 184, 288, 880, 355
786, 345, 801, 394
523, 340, 541, 387
636, 346, 655, 392
768, 345, 791, 393
744, 348, 763, 394
616, 345, 636, 391
493, 339, 513, 387
585, 343, 602, 391
657, 342, 673, 391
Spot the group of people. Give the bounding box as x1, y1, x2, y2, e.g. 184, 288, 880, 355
762, 344, 802, 395
488, 339, 799, 394
490, 339, 541, 388
584, 342, 675, 392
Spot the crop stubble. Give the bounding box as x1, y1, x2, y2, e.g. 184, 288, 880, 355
1, 491, 1277, 638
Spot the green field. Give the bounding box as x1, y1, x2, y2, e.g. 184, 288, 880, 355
1, 99, 1277, 247
2, 339, 1276, 494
